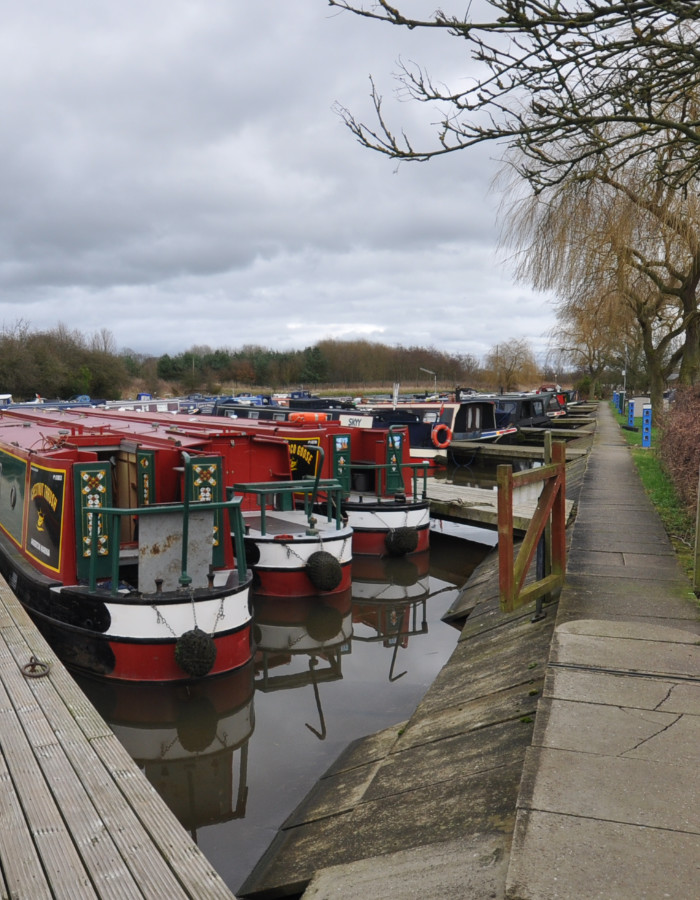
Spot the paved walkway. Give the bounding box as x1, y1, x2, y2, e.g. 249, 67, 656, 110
505, 402, 700, 898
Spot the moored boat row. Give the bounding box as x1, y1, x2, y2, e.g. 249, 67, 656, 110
0, 404, 433, 685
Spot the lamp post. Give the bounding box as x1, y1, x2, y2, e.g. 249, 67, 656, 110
419, 367, 437, 397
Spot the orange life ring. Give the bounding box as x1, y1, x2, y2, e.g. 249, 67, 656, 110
289, 412, 329, 424
431, 423, 452, 449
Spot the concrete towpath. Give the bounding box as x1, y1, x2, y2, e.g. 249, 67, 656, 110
505, 402, 700, 899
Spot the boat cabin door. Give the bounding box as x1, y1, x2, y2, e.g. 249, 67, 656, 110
114, 442, 156, 543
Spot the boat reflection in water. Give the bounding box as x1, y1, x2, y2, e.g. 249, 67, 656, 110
76, 532, 493, 892
253, 589, 353, 740
351, 552, 436, 681
75, 660, 255, 840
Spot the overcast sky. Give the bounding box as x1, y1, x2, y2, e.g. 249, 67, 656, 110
0, 2, 556, 362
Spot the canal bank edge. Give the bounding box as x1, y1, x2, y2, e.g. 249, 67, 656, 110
239, 539, 564, 899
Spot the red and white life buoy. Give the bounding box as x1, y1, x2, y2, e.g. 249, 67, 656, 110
431, 423, 452, 449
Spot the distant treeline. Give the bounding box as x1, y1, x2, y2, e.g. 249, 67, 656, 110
0, 326, 483, 400
156, 340, 481, 392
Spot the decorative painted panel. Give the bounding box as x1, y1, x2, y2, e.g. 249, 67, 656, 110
26, 463, 67, 572
74, 462, 113, 581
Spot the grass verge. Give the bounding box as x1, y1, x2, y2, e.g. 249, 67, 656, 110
612, 404, 696, 580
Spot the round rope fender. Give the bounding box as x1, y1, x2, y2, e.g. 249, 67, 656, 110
385, 526, 419, 557
175, 627, 217, 679
306, 550, 343, 592
431, 423, 452, 449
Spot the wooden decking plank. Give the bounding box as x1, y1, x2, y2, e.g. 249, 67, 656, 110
0, 606, 194, 899
22, 659, 226, 898
0, 646, 138, 900
0, 580, 235, 899
94, 735, 235, 900
57, 732, 198, 899
38, 740, 149, 899
426, 479, 574, 531
0, 681, 98, 899
0, 748, 52, 899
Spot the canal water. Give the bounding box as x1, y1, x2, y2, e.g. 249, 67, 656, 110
76, 523, 496, 895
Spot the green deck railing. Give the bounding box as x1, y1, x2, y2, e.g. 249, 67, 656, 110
86, 451, 249, 594
230, 478, 347, 534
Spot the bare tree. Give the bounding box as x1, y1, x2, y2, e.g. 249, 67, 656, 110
329, 2, 700, 190
484, 338, 539, 392
547, 290, 632, 399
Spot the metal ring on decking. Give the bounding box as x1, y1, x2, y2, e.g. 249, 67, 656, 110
22, 656, 51, 678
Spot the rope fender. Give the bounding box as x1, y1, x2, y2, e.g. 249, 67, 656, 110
385, 526, 419, 557
175, 627, 217, 678
306, 550, 343, 591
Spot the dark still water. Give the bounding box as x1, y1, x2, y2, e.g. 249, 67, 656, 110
76, 525, 496, 895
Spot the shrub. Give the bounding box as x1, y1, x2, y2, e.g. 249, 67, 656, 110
658, 386, 700, 514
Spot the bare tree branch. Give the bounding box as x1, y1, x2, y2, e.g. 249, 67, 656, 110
329, 1, 700, 189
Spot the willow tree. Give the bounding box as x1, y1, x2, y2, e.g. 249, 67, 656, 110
501, 150, 700, 414
329, 2, 700, 191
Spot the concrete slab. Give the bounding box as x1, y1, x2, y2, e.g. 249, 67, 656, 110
505, 810, 700, 900
242, 761, 525, 898
532, 696, 698, 764
517, 745, 700, 832
565, 557, 689, 581
569, 533, 675, 554
304, 834, 509, 900
362, 718, 534, 803
558, 573, 698, 616
396, 681, 543, 751
550, 631, 700, 679
541, 667, 700, 714
556, 618, 700, 643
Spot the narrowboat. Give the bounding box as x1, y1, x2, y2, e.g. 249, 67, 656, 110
193, 415, 431, 558
26, 406, 354, 601
0, 406, 254, 682
231, 473, 354, 597
206, 392, 516, 461
338, 396, 518, 460
488, 392, 553, 431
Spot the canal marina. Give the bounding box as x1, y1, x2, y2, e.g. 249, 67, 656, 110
7, 404, 691, 900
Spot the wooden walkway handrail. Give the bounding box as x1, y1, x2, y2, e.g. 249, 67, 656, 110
497, 439, 567, 613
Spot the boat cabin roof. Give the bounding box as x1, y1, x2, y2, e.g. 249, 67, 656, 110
0, 407, 232, 457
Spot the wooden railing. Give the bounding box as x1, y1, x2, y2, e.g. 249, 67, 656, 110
497, 438, 566, 614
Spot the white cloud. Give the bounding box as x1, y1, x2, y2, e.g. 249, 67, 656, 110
0, 2, 555, 362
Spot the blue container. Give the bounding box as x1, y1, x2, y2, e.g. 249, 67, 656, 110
642, 405, 652, 448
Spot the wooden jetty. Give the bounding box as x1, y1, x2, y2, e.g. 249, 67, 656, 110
428, 421, 595, 531
426, 479, 575, 533
0, 575, 235, 900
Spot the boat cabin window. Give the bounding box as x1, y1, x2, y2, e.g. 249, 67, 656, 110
454, 404, 482, 432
